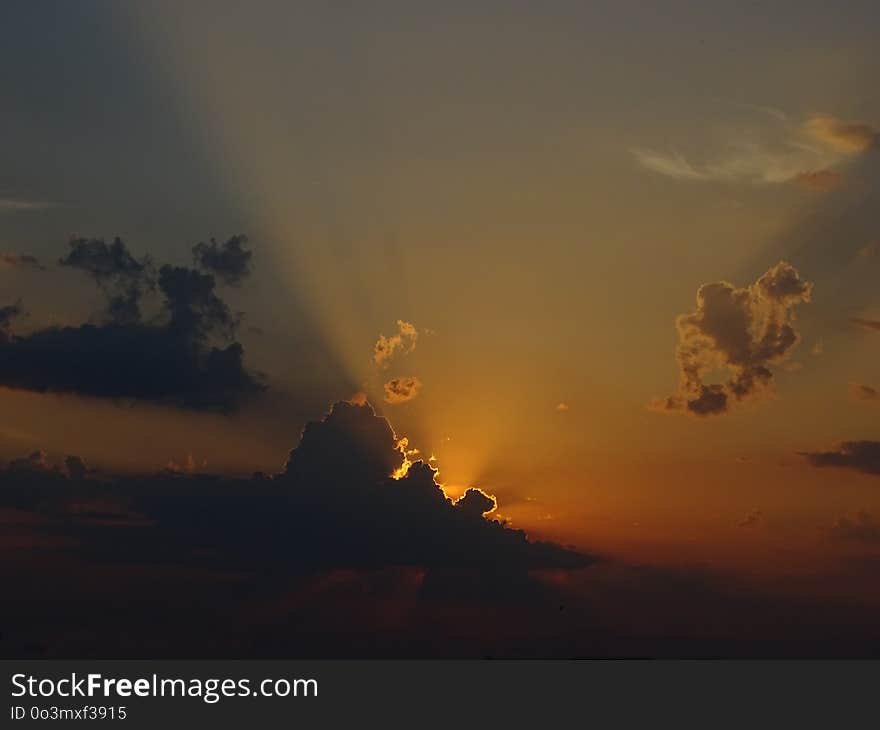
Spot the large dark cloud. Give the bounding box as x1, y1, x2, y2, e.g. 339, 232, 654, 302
2, 399, 588, 575
8, 403, 880, 658
800, 441, 880, 476
192, 234, 252, 285
657, 261, 812, 416
0, 236, 264, 410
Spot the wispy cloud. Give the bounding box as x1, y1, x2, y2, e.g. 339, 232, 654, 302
632, 112, 878, 188
0, 198, 54, 212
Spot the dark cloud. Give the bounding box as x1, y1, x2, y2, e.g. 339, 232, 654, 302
4, 450, 57, 476
737, 509, 762, 529
800, 441, 880, 476
383, 376, 422, 404
455, 488, 497, 517
192, 235, 253, 285
657, 261, 812, 416
0, 300, 23, 336
830, 511, 880, 543
0, 252, 45, 271
64, 455, 89, 480
158, 265, 238, 340
0, 237, 263, 410
59, 236, 155, 324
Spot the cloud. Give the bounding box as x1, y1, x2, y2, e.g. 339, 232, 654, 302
383, 376, 422, 404
0, 198, 53, 212
555, 402, 570, 412
851, 317, 880, 332
0, 252, 45, 271
373, 320, 418, 369
804, 115, 879, 154
631, 149, 709, 181
59, 237, 154, 324
274, 401, 588, 572
4, 450, 57, 475
192, 234, 253, 286
64, 455, 89, 480
737, 509, 762, 529
633, 112, 878, 187
0, 236, 264, 411
830, 511, 880, 543
800, 441, 880, 476
5, 400, 588, 580
792, 169, 842, 192
0, 301, 23, 335
850, 383, 879, 402
656, 261, 812, 416
454, 488, 497, 517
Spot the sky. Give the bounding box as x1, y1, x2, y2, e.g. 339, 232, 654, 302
3, 0, 880, 628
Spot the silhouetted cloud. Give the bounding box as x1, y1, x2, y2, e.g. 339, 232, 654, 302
373, 320, 418, 369
4, 450, 56, 475
383, 376, 422, 404
830, 511, 880, 543
64, 455, 89, 480
192, 234, 252, 285
0, 236, 264, 410
737, 509, 762, 528
59, 236, 154, 324
455, 488, 497, 517
801, 441, 880, 476
0, 301, 23, 335
657, 261, 812, 416
0, 252, 45, 271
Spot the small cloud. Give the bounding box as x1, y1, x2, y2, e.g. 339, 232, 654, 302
851, 317, 880, 332
811, 341, 824, 356
4, 449, 57, 475
830, 510, 880, 543
737, 509, 762, 529
631, 148, 708, 181
383, 376, 422, 404
800, 441, 880, 476
0, 252, 45, 271
192, 234, 252, 286
373, 320, 418, 369
803, 114, 879, 154
555, 402, 570, 412
792, 169, 842, 192
0, 198, 54, 212
850, 383, 879, 402
64, 455, 90, 480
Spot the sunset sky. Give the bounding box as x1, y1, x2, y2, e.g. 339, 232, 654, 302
3, 0, 880, 607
